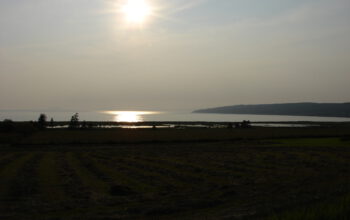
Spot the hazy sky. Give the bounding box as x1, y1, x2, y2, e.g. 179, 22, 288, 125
1, 0, 350, 111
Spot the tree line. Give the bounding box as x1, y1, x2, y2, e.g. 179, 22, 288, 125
0, 113, 83, 132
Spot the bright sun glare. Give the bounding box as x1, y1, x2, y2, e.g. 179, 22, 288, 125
121, 0, 153, 25
104, 111, 157, 122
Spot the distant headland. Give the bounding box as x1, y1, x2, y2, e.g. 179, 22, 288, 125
193, 102, 350, 118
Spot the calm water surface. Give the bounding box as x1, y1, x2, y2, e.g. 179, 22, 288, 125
1, 110, 350, 122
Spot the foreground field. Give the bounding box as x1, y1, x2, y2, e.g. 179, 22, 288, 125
0, 138, 350, 219
2, 126, 350, 145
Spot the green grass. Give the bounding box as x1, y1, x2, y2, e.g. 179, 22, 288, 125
37, 152, 67, 203
0, 153, 35, 198
66, 152, 110, 197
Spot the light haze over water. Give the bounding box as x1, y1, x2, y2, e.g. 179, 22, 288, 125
1, 111, 350, 122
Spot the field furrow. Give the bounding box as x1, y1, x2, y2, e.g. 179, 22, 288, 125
55, 152, 90, 206
71, 152, 113, 196
119, 156, 216, 189
0, 153, 36, 199
88, 154, 157, 193
0, 152, 43, 217
90, 152, 178, 193
126, 155, 238, 183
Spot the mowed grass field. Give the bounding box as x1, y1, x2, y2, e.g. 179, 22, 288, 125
0, 137, 350, 219
2, 126, 350, 145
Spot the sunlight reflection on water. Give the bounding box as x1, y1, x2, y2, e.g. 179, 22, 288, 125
103, 111, 159, 122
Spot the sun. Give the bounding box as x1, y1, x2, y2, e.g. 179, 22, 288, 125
121, 0, 153, 25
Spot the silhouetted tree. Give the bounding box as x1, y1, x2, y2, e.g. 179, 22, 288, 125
38, 114, 47, 129
50, 118, 54, 128
69, 113, 79, 129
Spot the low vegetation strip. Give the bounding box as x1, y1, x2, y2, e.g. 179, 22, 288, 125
2, 126, 350, 145
0, 152, 40, 218
0, 153, 36, 198
37, 152, 68, 207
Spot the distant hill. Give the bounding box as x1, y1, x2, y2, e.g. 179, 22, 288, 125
193, 103, 350, 118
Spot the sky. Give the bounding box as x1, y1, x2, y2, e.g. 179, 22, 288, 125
1, 0, 350, 111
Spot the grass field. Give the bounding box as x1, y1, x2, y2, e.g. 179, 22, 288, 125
0, 135, 349, 219
2, 126, 350, 145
